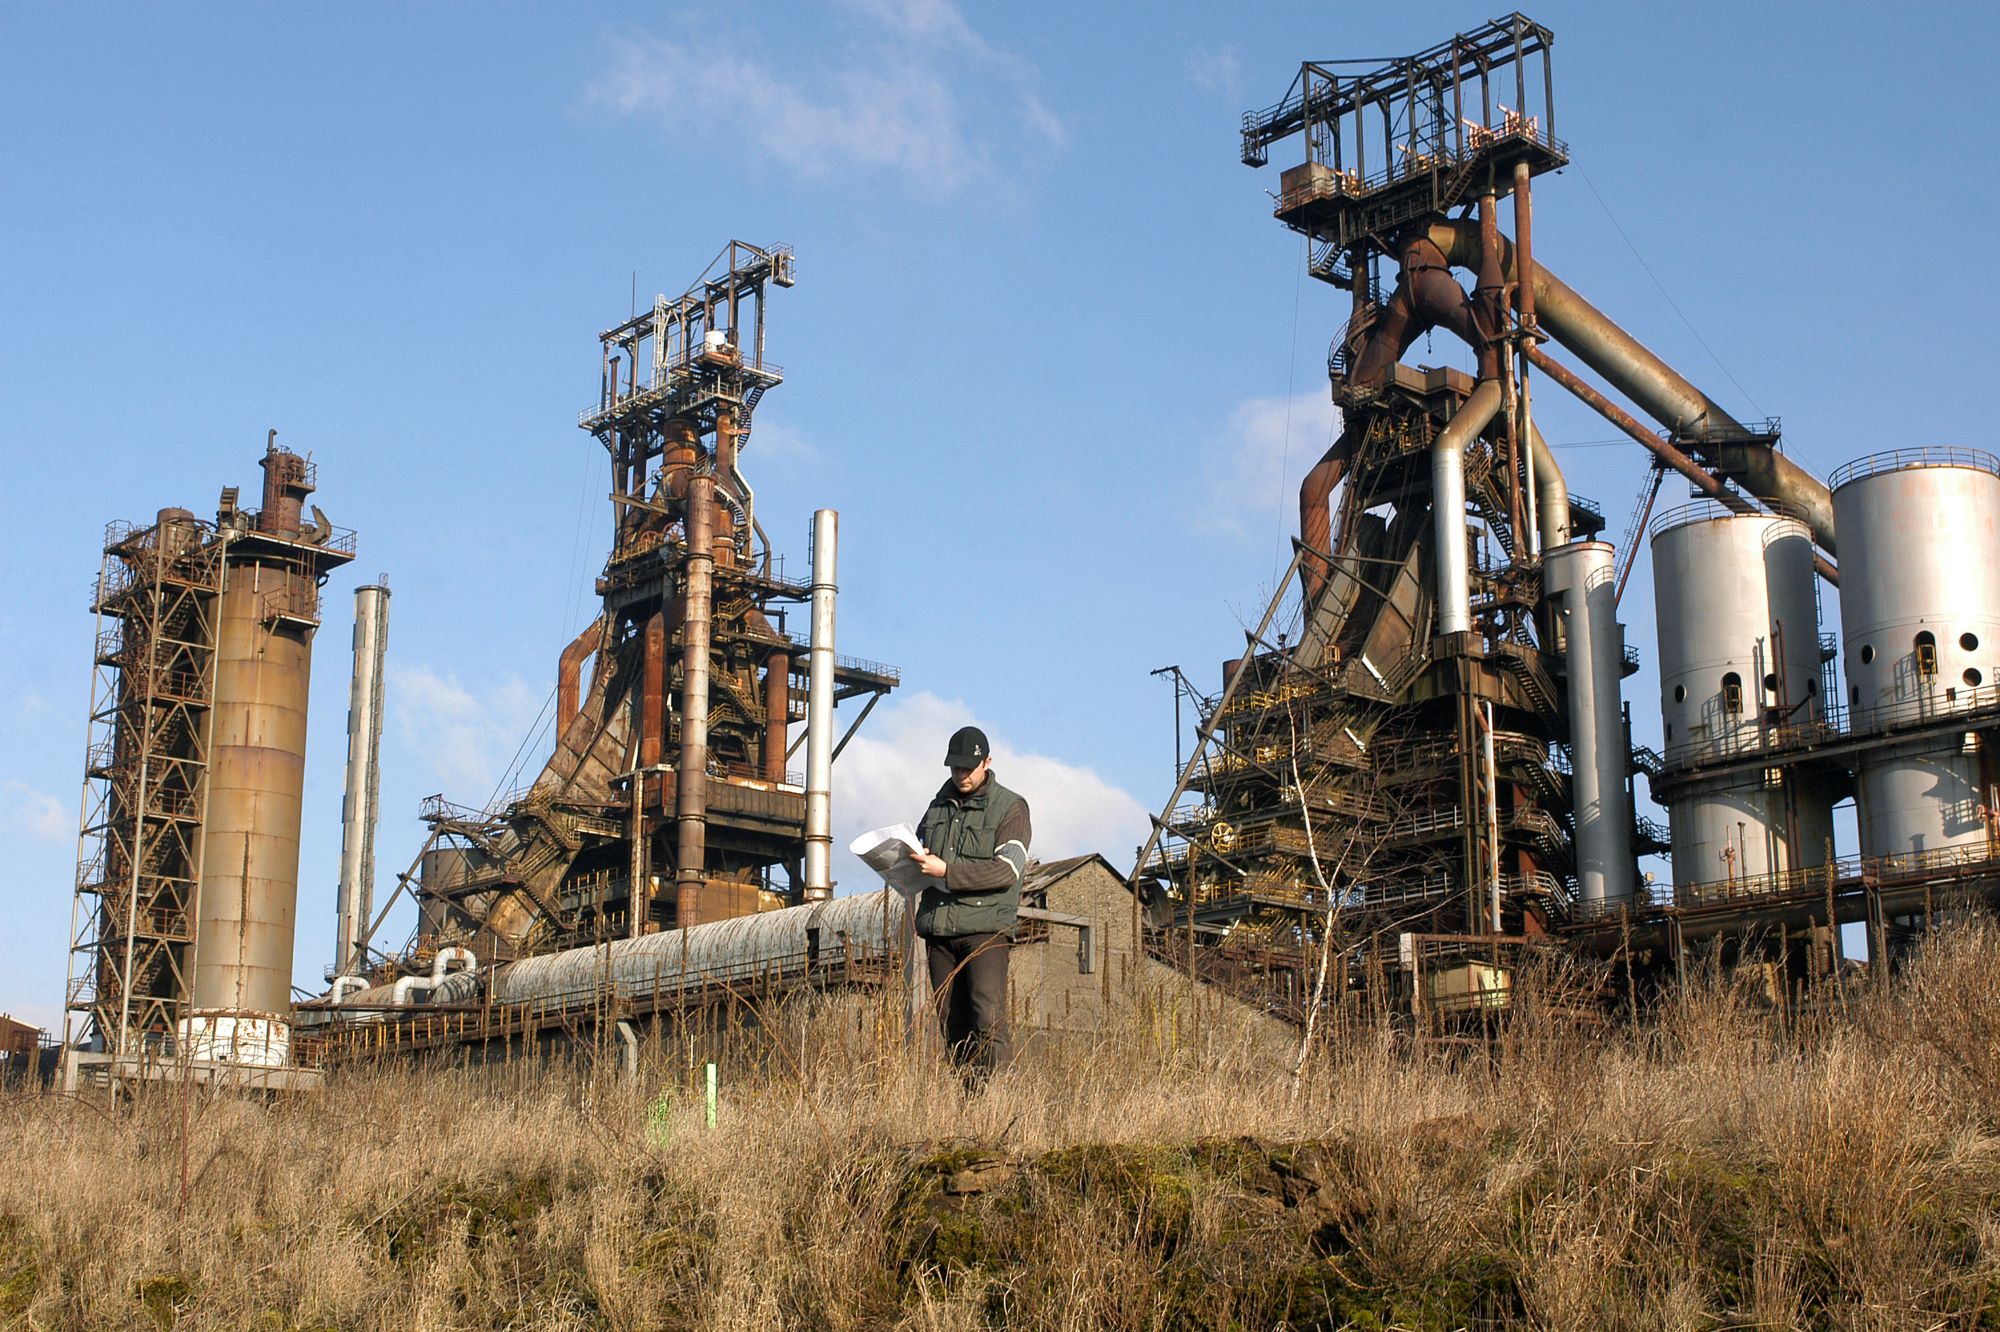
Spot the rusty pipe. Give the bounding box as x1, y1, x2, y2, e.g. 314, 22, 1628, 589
1298, 429, 1355, 600
1512, 160, 1537, 332
1348, 234, 1480, 386
1424, 220, 1836, 552
1525, 343, 1841, 585
675, 469, 716, 929
556, 614, 607, 739
1473, 195, 1506, 380
763, 646, 790, 784
640, 610, 667, 769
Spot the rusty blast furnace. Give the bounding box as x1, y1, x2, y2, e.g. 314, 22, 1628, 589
394, 243, 898, 967
1137, 15, 2000, 1013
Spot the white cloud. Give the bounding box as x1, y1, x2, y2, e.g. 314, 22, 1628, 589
746, 418, 817, 463
829, 690, 1151, 893
386, 662, 546, 802
1189, 44, 1243, 100
1, 779, 69, 842
1197, 390, 1343, 541
594, 1, 1063, 194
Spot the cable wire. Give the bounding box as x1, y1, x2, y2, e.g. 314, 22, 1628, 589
1576, 165, 1765, 417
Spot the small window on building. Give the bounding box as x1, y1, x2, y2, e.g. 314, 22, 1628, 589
1963, 632, 1981, 653
1967, 667, 1984, 688
1916, 631, 1938, 677
1672, 684, 1687, 704
1722, 671, 1743, 714
1850, 685, 1861, 707
1860, 644, 1875, 665
1763, 672, 1779, 694
1664, 723, 1674, 741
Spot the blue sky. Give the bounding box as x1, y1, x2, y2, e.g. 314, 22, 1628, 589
4, 1, 1996, 1029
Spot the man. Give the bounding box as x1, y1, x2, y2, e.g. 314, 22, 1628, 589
911, 725, 1031, 1076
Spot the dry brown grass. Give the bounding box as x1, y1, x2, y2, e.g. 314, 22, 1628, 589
5, 926, 2000, 1331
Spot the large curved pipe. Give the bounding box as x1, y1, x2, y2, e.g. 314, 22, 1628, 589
556, 614, 608, 738
1525, 417, 1570, 550
1301, 385, 1569, 590
1298, 429, 1355, 600
1434, 380, 1507, 635
1348, 234, 1483, 386
1423, 220, 1836, 552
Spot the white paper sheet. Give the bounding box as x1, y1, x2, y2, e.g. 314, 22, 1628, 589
848, 823, 929, 892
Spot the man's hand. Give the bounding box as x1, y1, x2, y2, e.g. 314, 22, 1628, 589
913, 849, 948, 878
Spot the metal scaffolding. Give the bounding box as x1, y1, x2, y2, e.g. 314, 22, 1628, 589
65, 515, 227, 1056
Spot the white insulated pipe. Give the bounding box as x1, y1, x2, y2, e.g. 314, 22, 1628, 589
1433, 380, 1505, 636
803, 509, 838, 901
335, 583, 390, 977
388, 947, 476, 1007
1544, 541, 1636, 907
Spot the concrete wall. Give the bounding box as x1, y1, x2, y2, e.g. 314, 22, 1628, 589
1006, 856, 1286, 1047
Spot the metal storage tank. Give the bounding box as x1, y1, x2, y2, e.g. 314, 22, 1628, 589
1833, 448, 2000, 862
183, 446, 352, 1064
1651, 504, 1835, 889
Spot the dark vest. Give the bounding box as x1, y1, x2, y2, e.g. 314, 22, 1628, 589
915, 778, 1024, 938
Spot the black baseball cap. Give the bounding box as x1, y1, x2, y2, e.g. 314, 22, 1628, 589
944, 725, 990, 768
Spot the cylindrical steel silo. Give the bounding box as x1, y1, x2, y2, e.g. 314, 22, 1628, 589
183, 446, 352, 1064
1833, 449, 2000, 862
1651, 504, 1835, 889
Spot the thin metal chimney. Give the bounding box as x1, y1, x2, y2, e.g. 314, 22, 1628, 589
803, 509, 838, 901
335, 581, 390, 976
675, 470, 717, 928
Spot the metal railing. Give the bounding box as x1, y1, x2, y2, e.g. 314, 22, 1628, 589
1663, 681, 2000, 770
1830, 446, 2000, 489
1266, 116, 1568, 217
1569, 839, 2000, 923
781, 634, 900, 682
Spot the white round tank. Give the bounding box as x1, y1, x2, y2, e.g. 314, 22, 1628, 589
1651, 505, 1836, 889
1833, 450, 2000, 862
1652, 505, 1825, 757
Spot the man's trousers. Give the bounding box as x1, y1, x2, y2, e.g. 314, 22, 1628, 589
924, 931, 1010, 1073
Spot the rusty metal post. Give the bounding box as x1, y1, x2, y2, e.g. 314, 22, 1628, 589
1511, 159, 1537, 332
763, 647, 790, 783
641, 611, 666, 769
1511, 160, 1539, 552
676, 467, 716, 929
630, 772, 648, 940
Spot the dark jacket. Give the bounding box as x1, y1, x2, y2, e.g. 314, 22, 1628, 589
914, 772, 1031, 939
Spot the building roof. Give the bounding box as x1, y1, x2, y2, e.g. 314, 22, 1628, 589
1020, 853, 1126, 899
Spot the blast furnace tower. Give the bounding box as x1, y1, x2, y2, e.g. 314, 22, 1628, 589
395, 243, 898, 965
1137, 14, 1839, 1013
